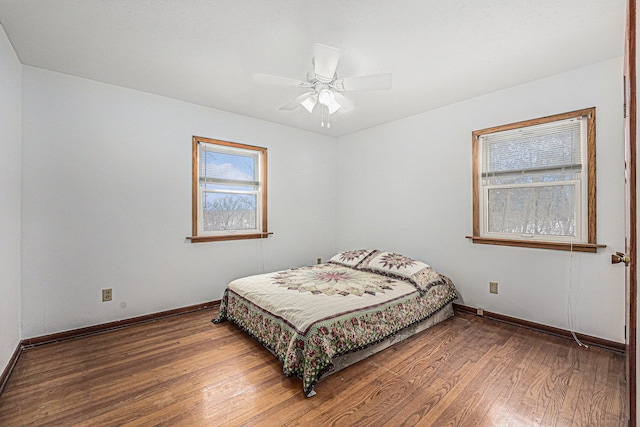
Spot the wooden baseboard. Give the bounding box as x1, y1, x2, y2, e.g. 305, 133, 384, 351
4, 300, 621, 398
453, 303, 625, 354
0, 342, 23, 396
1, 300, 221, 397
21, 300, 221, 348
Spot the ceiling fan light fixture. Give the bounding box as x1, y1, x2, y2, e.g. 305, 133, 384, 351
327, 98, 341, 114
257, 43, 393, 126
318, 89, 341, 114
301, 94, 318, 113
318, 89, 333, 106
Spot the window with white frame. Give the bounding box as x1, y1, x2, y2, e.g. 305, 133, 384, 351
469, 108, 602, 252
189, 136, 269, 242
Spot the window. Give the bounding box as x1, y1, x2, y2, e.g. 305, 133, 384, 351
469, 107, 603, 252
189, 136, 269, 243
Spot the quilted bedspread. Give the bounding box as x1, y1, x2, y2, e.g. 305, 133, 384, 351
213, 263, 457, 396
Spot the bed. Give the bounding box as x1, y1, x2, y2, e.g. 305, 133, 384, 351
213, 249, 457, 397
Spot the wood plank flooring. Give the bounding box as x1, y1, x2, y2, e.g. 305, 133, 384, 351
0, 308, 627, 426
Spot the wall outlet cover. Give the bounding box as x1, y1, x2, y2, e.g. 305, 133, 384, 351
490, 281, 498, 294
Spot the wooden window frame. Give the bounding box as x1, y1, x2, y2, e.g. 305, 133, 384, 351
467, 107, 604, 253
187, 136, 271, 243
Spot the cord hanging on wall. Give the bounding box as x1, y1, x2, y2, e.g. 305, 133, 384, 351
567, 238, 589, 349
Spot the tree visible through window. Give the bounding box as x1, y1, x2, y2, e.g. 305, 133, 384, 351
469, 108, 603, 252
189, 136, 269, 242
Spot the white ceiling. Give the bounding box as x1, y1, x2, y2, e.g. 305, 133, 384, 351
0, 0, 626, 137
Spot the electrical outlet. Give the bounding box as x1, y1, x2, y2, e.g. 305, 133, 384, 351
490, 281, 498, 294
102, 288, 112, 302
477, 308, 484, 316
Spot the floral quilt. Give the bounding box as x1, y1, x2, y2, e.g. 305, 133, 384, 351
213, 263, 457, 397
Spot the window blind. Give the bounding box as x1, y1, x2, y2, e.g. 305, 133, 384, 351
481, 118, 582, 177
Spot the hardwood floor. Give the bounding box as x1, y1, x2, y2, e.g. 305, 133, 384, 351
0, 308, 627, 426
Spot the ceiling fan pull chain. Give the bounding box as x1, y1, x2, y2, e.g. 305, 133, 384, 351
327, 109, 331, 128
321, 106, 325, 127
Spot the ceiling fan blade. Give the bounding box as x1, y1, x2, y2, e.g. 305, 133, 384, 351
279, 91, 316, 111
313, 43, 341, 82
333, 93, 354, 112
255, 73, 312, 88
336, 73, 392, 91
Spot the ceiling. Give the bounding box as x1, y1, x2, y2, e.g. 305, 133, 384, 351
0, 0, 626, 137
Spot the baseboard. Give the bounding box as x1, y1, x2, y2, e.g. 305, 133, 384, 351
453, 303, 625, 354
21, 300, 221, 348
6, 300, 621, 397
0, 300, 222, 397
0, 342, 23, 396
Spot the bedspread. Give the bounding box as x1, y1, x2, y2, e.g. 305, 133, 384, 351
213, 264, 457, 396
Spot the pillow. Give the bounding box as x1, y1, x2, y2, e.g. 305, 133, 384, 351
359, 251, 442, 293
328, 249, 377, 268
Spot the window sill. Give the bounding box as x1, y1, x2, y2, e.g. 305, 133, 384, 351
187, 232, 273, 243
465, 236, 605, 253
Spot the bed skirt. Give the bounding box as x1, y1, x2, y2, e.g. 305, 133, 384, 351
258, 301, 454, 395
321, 302, 454, 378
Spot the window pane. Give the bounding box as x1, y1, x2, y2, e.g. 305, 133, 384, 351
202, 193, 257, 231
200, 150, 257, 182
487, 185, 576, 237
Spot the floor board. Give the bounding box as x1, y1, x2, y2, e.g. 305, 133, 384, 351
0, 309, 627, 426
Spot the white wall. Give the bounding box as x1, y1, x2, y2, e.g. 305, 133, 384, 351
0, 25, 22, 371
336, 58, 625, 343
20, 66, 337, 338
16, 56, 626, 345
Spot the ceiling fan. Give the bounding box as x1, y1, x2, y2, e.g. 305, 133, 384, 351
255, 43, 392, 128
